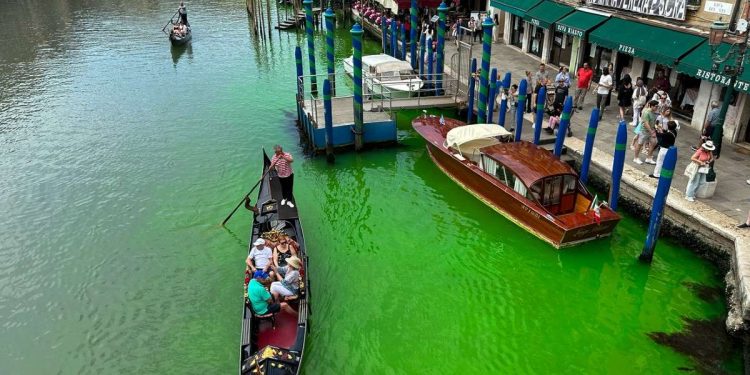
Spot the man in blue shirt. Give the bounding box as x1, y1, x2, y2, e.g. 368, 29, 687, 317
247, 275, 295, 315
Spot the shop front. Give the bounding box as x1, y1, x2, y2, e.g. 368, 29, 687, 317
490, 0, 540, 51
522, 0, 573, 62
552, 10, 608, 70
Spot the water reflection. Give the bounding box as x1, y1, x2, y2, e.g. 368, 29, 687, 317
170, 43, 193, 66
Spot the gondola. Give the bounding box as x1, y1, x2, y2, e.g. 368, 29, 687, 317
239, 150, 309, 375
169, 24, 192, 46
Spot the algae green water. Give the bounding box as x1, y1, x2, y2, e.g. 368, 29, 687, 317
0, 1, 740, 373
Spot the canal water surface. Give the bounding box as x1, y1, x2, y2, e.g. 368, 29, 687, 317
0, 0, 741, 373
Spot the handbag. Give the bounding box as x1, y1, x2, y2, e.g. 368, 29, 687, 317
684, 162, 699, 179
698, 166, 710, 174
634, 122, 643, 134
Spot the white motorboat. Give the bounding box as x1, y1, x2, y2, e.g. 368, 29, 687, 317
343, 54, 424, 98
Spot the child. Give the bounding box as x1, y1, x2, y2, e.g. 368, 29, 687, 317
545, 104, 561, 134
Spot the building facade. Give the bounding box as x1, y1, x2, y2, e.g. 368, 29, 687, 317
489, 0, 750, 148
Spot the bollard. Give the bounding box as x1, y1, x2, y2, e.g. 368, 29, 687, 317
477, 17, 493, 124
410, 0, 418, 69
295, 46, 304, 125
351, 23, 364, 151
391, 19, 397, 57
533, 86, 546, 145
467, 58, 477, 124
419, 33, 426, 78
323, 79, 335, 163
427, 39, 434, 86
515, 79, 527, 141
382, 17, 388, 54
324, 8, 336, 95
498, 72, 511, 128
553, 96, 573, 157
303, 0, 317, 93
639, 146, 678, 263
487, 68, 497, 123
609, 120, 628, 211
401, 23, 407, 61
436, 2, 447, 95
579, 108, 600, 184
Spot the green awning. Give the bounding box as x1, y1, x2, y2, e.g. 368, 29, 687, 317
523, 0, 574, 29
490, 0, 542, 18
677, 41, 750, 94
588, 18, 704, 66
554, 10, 608, 38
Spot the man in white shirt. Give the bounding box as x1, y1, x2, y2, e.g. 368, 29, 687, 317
595, 67, 613, 120
246, 238, 274, 279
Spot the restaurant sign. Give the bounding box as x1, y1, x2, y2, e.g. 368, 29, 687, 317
695, 68, 750, 93
555, 23, 584, 38
587, 0, 686, 21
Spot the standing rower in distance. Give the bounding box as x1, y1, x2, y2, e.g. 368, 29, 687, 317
178, 1, 189, 26
270, 145, 295, 208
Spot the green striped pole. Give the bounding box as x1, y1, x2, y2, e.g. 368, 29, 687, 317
295, 46, 304, 125
436, 2, 447, 95
324, 8, 335, 95
304, 0, 317, 94
410, 0, 418, 69
323, 79, 335, 162
351, 23, 364, 151
477, 17, 493, 123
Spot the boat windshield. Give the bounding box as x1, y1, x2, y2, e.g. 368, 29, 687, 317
529, 174, 580, 215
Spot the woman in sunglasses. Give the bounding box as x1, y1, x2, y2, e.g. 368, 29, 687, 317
273, 235, 300, 268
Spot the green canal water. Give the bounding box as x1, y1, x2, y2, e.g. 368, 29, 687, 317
0, 1, 741, 373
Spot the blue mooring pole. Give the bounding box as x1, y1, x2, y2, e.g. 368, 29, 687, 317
323, 79, 335, 163
436, 2, 447, 95
467, 58, 477, 124
553, 96, 573, 157
639, 146, 678, 263
401, 23, 407, 60
295, 46, 304, 125
410, 0, 418, 69
324, 8, 335, 96
391, 17, 398, 58
498, 72, 510, 128
303, 0, 317, 94
427, 39, 434, 86
382, 17, 388, 54
419, 33, 426, 78
580, 108, 600, 184
533, 86, 546, 145
351, 23, 365, 151
610, 120, 628, 211
487, 68, 497, 123
515, 79, 527, 141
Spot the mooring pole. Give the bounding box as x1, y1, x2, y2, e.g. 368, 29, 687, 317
351, 23, 364, 151
391, 19, 397, 57
323, 79, 335, 163
400, 23, 407, 60
410, 0, 418, 69
487, 68, 497, 123
580, 108, 600, 184
533, 86, 546, 145
295, 46, 304, 125
382, 17, 388, 54
639, 146, 678, 263
553, 96, 573, 158
477, 17, 493, 124
515, 78, 527, 141
427, 38, 434, 86
324, 8, 336, 95
498, 72, 511, 128
419, 33, 426, 78
303, 0, 317, 94
436, 2, 447, 95
609, 120, 628, 211
467, 58, 477, 124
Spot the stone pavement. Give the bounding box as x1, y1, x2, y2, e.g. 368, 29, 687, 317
441, 38, 750, 224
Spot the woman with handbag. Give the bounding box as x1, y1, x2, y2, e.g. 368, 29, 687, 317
684, 140, 715, 202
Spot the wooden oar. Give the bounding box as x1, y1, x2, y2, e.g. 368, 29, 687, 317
221, 168, 272, 227
162, 11, 179, 33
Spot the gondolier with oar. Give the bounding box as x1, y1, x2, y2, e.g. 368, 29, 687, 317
271, 145, 295, 208
178, 1, 189, 26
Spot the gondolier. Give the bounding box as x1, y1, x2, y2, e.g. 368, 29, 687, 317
270, 145, 295, 208
178, 1, 189, 26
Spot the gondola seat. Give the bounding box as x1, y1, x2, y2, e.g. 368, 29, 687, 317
248, 301, 276, 329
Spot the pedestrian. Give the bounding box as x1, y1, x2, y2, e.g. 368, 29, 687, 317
653, 70, 671, 93
653, 90, 672, 114
493, 13, 501, 43
595, 67, 613, 120
617, 77, 633, 121
525, 71, 534, 113
632, 100, 658, 165
178, 1, 189, 26
604, 62, 614, 109
467, 17, 476, 42
574, 62, 593, 110
649, 120, 677, 178
631, 78, 648, 125
693, 101, 721, 151
473, 16, 482, 42
684, 140, 715, 202
533, 63, 549, 111
555, 66, 571, 88
270, 145, 295, 208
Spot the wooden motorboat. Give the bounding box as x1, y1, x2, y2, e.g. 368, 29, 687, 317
343, 54, 423, 98
239, 151, 309, 374
412, 116, 620, 248
168, 23, 192, 46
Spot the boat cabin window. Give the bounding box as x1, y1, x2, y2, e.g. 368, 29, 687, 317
529, 174, 579, 215
480, 155, 528, 197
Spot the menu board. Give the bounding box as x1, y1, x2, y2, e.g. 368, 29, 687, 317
587, 0, 686, 21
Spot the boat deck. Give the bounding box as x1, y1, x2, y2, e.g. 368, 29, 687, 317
256, 310, 299, 349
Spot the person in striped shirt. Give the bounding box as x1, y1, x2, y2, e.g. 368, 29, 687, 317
271, 145, 295, 208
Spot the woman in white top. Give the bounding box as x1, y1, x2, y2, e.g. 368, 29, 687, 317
595, 67, 613, 120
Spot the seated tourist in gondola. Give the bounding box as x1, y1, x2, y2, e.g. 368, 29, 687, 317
246, 238, 274, 279
273, 235, 299, 268
248, 272, 296, 316
270, 256, 302, 301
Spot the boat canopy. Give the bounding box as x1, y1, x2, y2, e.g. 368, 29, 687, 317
480, 141, 578, 188
445, 124, 513, 155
